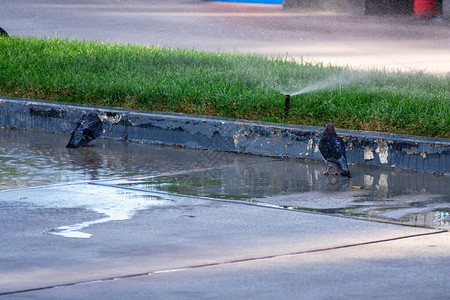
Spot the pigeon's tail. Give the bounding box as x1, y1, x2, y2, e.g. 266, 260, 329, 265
337, 157, 351, 178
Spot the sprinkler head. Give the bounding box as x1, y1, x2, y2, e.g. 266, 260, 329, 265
284, 94, 291, 118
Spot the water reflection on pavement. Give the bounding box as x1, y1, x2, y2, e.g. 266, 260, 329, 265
1, 128, 449, 236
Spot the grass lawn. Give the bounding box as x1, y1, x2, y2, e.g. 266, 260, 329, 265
0, 36, 449, 138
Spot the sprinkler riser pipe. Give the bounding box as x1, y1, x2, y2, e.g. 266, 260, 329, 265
284, 94, 290, 118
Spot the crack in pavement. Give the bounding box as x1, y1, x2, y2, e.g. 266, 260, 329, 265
1, 230, 447, 297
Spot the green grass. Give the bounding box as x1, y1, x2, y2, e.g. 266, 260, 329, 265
0, 36, 449, 138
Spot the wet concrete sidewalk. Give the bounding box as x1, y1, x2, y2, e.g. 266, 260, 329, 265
0, 129, 449, 298
0, 1, 449, 297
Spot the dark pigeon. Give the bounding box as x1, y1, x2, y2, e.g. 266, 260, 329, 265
66, 113, 102, 148
318, 122, 351, 178
0, 27, 8, 37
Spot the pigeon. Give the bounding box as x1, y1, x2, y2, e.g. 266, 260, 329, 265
66, 113, 102, 148
0, 27, 8, 37
318, 122, 351, 178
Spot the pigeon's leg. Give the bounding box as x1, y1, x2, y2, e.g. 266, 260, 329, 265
323, 164, 331, 176
331, 172, 339, 176
82, 144, 94, 148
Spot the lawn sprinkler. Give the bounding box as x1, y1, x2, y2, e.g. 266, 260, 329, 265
284, 94, 291, 118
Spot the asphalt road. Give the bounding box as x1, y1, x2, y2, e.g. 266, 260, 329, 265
1, 0, 449, 75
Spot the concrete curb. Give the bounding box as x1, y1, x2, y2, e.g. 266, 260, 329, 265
1, 97, 449, 174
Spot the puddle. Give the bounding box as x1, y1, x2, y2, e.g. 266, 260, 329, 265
0, 128, 268, 190
0, 128, 265, 239
1, 128, 449, 233
111, 161, 450, 230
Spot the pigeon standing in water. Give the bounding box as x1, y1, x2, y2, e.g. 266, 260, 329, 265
318, 122, 351, 178
66, 113, 102, 148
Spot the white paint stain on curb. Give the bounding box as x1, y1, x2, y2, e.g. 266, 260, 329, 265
364, 146, 374, 160
375, 139, 389, 164
98, 113, 122, 123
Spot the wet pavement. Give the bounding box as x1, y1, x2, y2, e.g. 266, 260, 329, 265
1, 129, 449, 298
1, 1, 449, 296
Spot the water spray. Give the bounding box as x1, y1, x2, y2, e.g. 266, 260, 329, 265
280, 70, 369, 118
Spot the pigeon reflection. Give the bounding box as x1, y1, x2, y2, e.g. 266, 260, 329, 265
324, 174, 351, 192
67, 147, 102, 180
